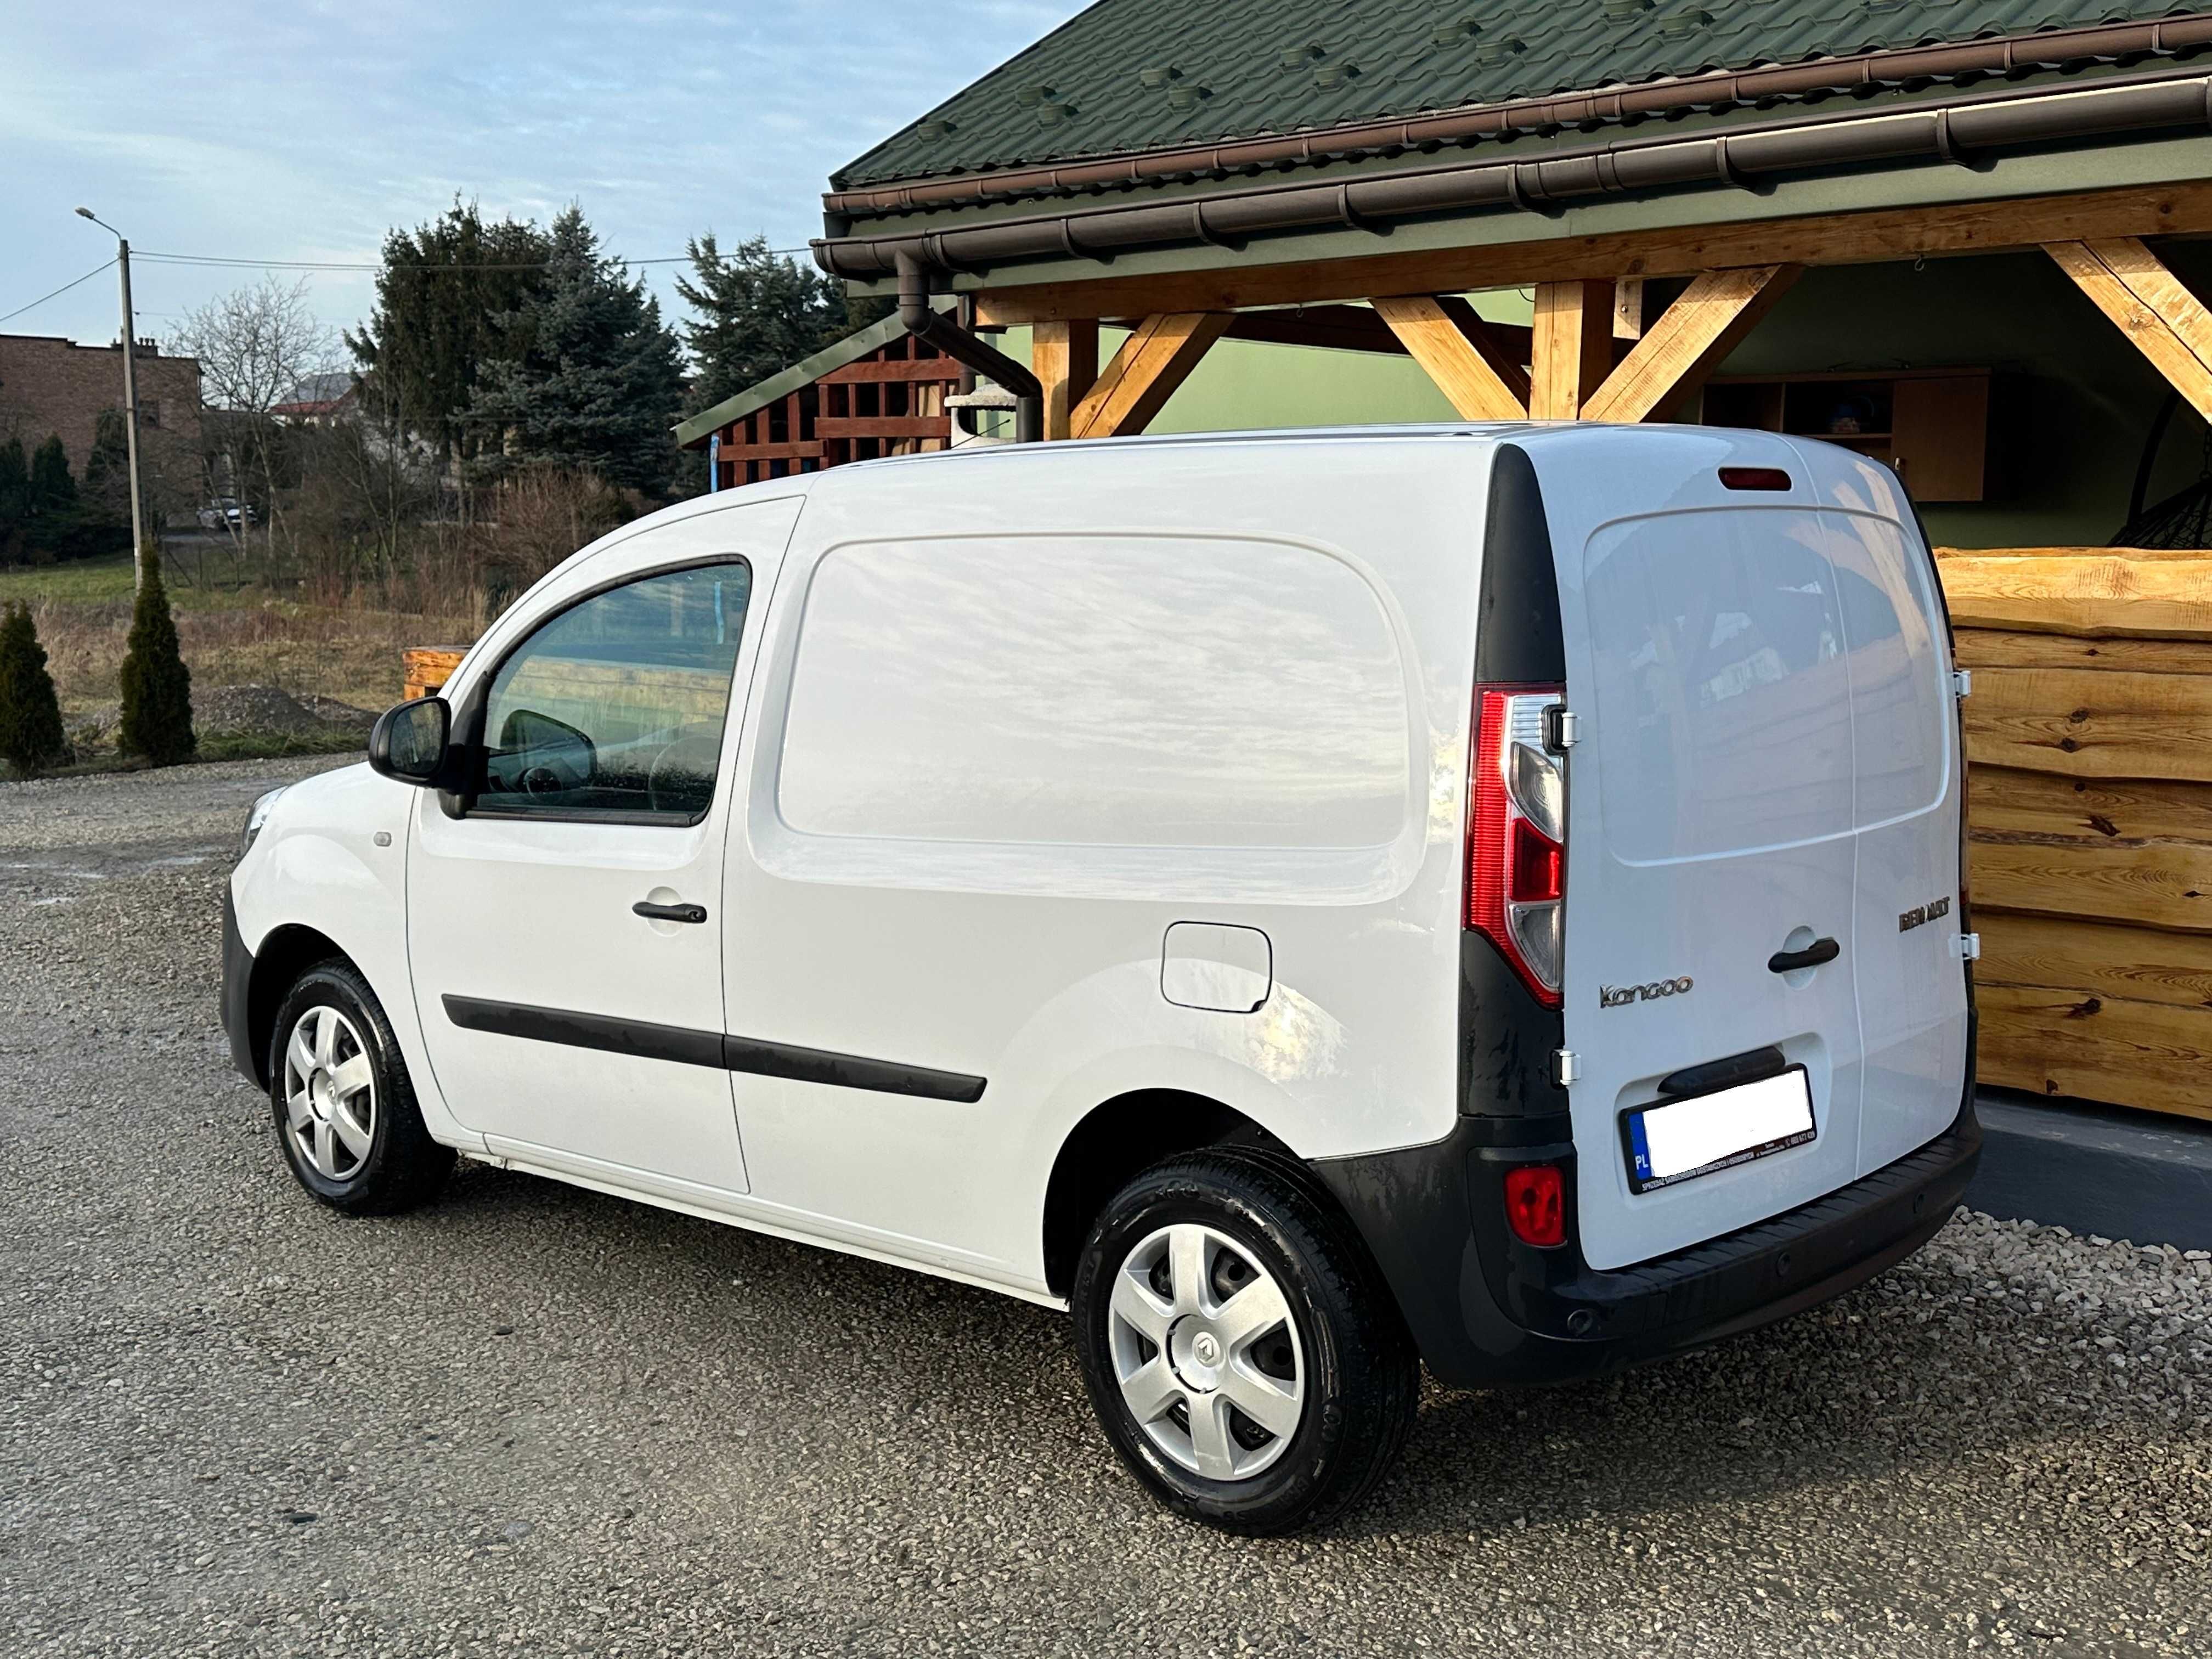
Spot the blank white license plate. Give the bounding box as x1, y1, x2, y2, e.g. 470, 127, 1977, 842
1622, 1066, 1815, 1194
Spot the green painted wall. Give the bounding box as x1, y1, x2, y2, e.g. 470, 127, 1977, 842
1014, 257, 2210, 550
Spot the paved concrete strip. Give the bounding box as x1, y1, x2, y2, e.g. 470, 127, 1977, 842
2, 757, 2208, 1656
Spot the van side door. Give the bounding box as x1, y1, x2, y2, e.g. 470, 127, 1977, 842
406, 502, 794, 1195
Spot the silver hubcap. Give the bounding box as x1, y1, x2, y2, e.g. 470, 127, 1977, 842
281, 1006, 376, 1181
1107, 1223, 1305, 1482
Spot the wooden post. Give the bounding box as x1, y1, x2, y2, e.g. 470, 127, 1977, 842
1034, 319, 1099, 441
2046, 239, 2212, 422
1370, 295, 1528, 420
1530, 280, 1613, 419
1068, 313, 1231, 438
1580, 266, 1802, 425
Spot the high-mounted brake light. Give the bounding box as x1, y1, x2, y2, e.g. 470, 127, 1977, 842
1719, 466, 1792, 492
1504, 1165, 1566, 1248
1468, 684, 1566, 1007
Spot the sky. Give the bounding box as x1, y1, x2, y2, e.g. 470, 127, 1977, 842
2, 2, 1083, 360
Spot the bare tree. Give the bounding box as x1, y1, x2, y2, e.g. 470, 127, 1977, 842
176, 276, 339, 572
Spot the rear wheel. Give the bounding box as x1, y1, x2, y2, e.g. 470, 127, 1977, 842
1069, 1150, 1418, 1534
269, 961, 452, 1215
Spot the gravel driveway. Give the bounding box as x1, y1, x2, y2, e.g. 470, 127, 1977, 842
2, 757, 2208, 1657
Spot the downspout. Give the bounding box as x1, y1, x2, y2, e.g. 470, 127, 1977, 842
896, 251, 1041, 443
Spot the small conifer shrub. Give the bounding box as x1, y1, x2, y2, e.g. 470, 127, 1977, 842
117, 545, 195, 766
0, 601, 68, 776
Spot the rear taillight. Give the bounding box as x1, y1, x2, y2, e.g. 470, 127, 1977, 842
1469, 684, 1566, 1007
1504, 1165, 1566, 1247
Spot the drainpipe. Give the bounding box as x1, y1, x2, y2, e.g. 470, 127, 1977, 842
896, 250, 1042, 444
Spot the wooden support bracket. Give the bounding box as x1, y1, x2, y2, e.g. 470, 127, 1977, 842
1068, 312, 1232, 438
1370, 294, 1529, 420
2046, 238, 2212, 424
1531, 280, 1615, 419
1580, 265, 1803, 424
1033, 319, 1099, 441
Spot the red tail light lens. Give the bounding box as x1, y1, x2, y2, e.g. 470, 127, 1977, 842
1468, 685, 1566, 1006
1504, 1165, 1566, 1247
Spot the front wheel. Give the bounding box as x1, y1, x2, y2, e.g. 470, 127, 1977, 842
269, 960, 453, 1215
1069, 1150, 1419, 1534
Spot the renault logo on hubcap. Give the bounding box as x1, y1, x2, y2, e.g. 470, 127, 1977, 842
1192, 1331, 1221, 1366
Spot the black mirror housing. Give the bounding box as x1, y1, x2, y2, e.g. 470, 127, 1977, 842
368, 696, 453, 787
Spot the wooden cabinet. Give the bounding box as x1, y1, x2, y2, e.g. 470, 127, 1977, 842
1698, 367, 2004, 503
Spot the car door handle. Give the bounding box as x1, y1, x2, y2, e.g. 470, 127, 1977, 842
1768, 936, 1840, 974
633, 900, 708, 925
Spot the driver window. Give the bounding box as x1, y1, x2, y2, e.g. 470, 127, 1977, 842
475, 561, 751, 822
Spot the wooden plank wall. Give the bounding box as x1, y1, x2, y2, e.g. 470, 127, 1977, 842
1939, 546, 2212, 1122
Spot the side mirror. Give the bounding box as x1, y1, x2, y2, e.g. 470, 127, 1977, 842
368, 696, 452, 786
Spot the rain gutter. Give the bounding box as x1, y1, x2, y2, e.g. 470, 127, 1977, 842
815, 63, 2212, 281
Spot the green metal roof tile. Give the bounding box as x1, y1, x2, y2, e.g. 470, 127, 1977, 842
833, 0, 2204, 188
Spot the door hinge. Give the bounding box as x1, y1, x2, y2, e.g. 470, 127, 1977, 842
1551, 1048, 1581, 1086
1953, 669, 1972, 699
1951, 932, 1982, 962
1545, 707, 1580, 752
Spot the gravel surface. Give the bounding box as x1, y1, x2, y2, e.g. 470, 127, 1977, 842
2, 757, 2208, 1657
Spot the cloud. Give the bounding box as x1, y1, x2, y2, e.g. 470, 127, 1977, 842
2, 1, 1080, 349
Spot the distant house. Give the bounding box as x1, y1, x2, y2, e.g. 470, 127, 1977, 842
271, 371, 358, 425
0, 331, 204, 521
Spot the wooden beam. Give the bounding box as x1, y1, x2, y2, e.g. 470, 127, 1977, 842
2045, 238, 2212, 423
1530, 280, 1613, 419
1370, 295, 1528, 420
1032, 319, 1098, 441
1580, 265, 1802, 424
972, 179, 2212, 326
1068, 312, 1231, 438
1613, 277, 1645, 340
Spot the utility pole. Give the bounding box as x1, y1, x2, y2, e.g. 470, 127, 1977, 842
75, 208, 148, 589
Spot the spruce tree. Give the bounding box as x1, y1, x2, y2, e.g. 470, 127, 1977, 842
467, 207, 686, 495
676, 232, 855, 414
117, 544, 195, 765
0, 602, 66, 775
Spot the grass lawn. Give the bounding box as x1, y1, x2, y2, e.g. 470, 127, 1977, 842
1, 549, 477, 766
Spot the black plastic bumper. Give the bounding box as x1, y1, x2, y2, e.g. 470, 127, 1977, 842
1311, 1102, 1983, 1391
220, 888, 259, 1085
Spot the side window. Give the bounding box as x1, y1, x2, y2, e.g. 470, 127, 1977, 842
475, 562, 751, 822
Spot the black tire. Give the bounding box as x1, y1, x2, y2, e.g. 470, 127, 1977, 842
267, 959, 453, 1216
1069, 1149, 1419, 1535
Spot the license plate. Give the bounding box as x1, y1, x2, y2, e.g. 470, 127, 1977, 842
1621, 1066, 1816, 1194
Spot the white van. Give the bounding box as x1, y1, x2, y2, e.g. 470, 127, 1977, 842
221, 425, 1980, 1533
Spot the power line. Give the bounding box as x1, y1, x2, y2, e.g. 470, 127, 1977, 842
0, 257, 119, 328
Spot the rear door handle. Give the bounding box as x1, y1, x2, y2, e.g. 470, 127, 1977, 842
633, 900, 708, 925
1768, 937, 1839, 974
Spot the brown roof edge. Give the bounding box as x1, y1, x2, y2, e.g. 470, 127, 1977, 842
824, 13, 2212, 218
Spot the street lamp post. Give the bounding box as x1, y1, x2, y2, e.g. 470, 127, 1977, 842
74, 208, 147, 589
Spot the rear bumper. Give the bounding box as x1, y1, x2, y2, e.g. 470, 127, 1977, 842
219, 887, 259, 1085
1311, 1101, 1982, 1390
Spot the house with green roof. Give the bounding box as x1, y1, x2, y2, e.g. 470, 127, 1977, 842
810, 2, 2212, 548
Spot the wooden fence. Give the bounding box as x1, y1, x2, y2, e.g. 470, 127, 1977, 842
1940, 546, 2212, 1123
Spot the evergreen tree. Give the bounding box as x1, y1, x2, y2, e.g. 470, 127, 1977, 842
467, 207, 685, 495
0, 602, 67, 775
81, 409, 134, 533
0, 439, 25, 562
675, 232, 887, 414
347, 199, 552, 471
117, 544, 194, 766
27, 436, 75, 516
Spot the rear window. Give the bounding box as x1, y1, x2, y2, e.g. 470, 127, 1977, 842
777, 535, 1410, 848
1582, 507, 1948, 863
1583, 509, 1854, 862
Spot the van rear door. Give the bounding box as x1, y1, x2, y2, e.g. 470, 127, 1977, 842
1531, 431, 1965, 1272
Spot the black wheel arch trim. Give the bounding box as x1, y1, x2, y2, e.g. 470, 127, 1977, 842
438, 994, 988, 1103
